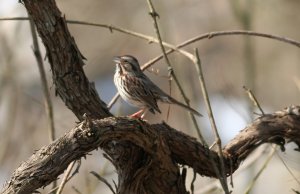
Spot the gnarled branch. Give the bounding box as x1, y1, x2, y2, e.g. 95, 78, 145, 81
24, 0, 111, 120
2, 0, 300, 194
2, 107, 300, 194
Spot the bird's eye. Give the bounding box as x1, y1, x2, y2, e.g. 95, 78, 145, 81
123, 63, 133, 70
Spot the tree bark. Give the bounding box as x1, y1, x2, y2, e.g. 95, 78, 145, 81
1, 0, 300, 194
2, 109, 300, 194
24, 0, 111, 120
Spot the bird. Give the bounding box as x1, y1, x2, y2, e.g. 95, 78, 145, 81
113, 55, 202, 118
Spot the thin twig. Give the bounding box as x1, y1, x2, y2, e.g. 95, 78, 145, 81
0, 38, 18, 165
107, 30, 300, 109
2, 13, 300, 194
29, 17, 56, 142
190, 169, 197, 194
194, 49, 229, 193
71, 186, 82, 194
67, 160, 81, 181
231, 0, 256, 118
145, 0, 175, 122
56, 161, 76, 194
242, 84, 270, 193
3, 17, 300, 113
29, 15, 57, 192
292, 189, 300, 194
1, 17, 299, 48
47, 160, 81, 193
229, 158, 234, 188
67, 21, 194, 59
182, 30, 300, 48
107, 94, 120, 109
275, 151, 300, 186
90, 171, 116, 194
112, 180, 118, 193
146, 0, 173, 66
145, 0, 204, 142
195, 146, 272, 194
244, 146, 277, 194
0, 17, 29, 21
243, 86, 264, 115
0, 17, 192, 59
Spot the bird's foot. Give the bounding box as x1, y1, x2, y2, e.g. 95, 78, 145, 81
129, 109, 144, 119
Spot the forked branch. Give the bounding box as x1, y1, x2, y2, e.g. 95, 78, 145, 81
2, 107, 300, 194
2, 0, 300, 194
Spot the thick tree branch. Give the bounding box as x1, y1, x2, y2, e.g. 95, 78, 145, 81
2, 0, 298, 194
23, 0, 111, 120
2, 107, 300, 194
20, 0, 187, 193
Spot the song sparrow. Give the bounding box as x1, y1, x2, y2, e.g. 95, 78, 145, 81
113, 55, 202, 118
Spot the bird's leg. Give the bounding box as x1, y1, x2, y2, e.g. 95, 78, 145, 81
140, 109, 148, 119
129, 109, 145, 118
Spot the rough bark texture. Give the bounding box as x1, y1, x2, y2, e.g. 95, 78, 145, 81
24, 0, 112, 120
1, 0, 300, 194
2, 110, 300, 194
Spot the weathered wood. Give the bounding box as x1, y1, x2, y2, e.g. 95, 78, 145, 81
2, 109, 300, 194
1, 0, 299, 194
24, 0, 111, 120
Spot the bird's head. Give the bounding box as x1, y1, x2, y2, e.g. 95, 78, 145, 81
113, 55, 142, 75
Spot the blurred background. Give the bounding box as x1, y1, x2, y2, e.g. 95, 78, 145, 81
0, 0, 300, 193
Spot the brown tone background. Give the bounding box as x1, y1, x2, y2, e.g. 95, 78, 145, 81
0, 0, 299, 193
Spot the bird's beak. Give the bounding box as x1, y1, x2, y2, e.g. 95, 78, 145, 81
113, 56, 121, 64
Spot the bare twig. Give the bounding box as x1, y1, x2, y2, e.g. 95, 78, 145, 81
0, 17, 29, 21
292, 189, 300, 194
229, 158, 234, 188
244, 146, 277, 194
194, 49, 229, 193
29, 15, 57, 192
71, 186, 82, 194
29, 17, 56, 142
196, 149, 276, 194
242, 85, 293, 194
47, 160, 81, 193
146, 0, 173, 67
145, 0, 204, 142
195, 145, 278, 194
47, 161, 80, 194
2, 17, 300, 114
56, 161, 76, 194
145, 0, 174, 122
0, 38, 18, 165
90, 171, 116, 194
190, 170, 197, 194
1, 17, 299, 48
67, 160, 81, 181
107, 94, 120, 109
182, 30, 300, 48
107, 30, 300, 109
67, 21, 193, 59
231, 0, 256, 117
243, 86, 264, 115
275, 151, 300, 186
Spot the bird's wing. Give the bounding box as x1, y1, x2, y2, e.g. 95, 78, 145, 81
128, 75, 161, 113
138, 74, 203, 117
142, 75, 171, 102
